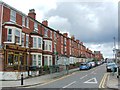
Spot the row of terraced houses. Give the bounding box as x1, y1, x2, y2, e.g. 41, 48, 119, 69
0, 1, 103, 80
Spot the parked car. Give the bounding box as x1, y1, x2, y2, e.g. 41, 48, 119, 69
89, 62, 96, 67
79, 63, 90, 70
106, 63, 118, 72
87, 62, 92, 69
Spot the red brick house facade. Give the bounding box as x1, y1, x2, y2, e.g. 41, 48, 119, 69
0, 1, 103, 80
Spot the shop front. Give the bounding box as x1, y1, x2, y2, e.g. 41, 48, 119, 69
0, 44, 28, 80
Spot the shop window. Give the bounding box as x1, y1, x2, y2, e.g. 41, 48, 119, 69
20, 55, 24, 65
8, 54, 14, 65
14, 55, 19, 65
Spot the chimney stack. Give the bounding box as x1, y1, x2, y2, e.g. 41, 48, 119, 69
28, 9, 36, 19
42, 20, 48, 26
63, 33, 68, 37
76, 40, 79, 43
71, 35, 75, 40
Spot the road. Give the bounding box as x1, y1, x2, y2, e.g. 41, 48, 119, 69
28, 63, 107, 88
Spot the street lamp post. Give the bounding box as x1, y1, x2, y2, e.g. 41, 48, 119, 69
113, 37, 117, 63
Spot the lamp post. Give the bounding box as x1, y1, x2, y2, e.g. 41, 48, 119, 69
113, 37, 117, 63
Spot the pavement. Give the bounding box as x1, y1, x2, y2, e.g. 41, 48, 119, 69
0, 68, 79, 88
106, 72, 119, 89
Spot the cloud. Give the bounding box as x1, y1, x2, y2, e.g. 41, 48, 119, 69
84, 42, 115, 58
45, 1, 118, 43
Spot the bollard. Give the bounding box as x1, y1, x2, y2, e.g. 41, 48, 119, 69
21, 74, 23, 85
117, 66, 120, 78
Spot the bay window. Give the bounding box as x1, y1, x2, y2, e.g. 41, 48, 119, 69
49, 56, 52, 66
38, 38, 42, 48
7, 29, 12, 42
6, 27, 22, 45
38, 55, 42, 66
15, 29, 20, 44
31, 54, 42, 66
32, 55, 36, 66
44, 56, 48, 66
44, 40, 52, 52
32, 36, 42, 49
33, 37, 37, 48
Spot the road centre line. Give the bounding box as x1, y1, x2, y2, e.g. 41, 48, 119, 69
80, 75, 88, 79
62, 81, 76, 88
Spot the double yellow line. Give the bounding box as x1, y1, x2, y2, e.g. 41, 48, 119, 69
99, 73, 109, 88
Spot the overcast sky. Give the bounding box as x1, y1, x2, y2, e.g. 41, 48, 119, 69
2, 0, 118, 58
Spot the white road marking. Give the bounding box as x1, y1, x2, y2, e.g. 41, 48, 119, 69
62, 81, 76, 88
80, 75, 88, 79
91, 71, 94, 74
84, 78, 98, 84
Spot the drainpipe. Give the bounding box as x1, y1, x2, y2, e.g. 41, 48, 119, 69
0, 2, 3, 46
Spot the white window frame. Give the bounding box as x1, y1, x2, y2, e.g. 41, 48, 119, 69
10, 9, 16, 23
44, 40, 52, 52
15, 29, 21, 45
34, 22, 38, 32
31, 53, 42, 66
26, 18, 29, 28
31, 35, 42, 49
21, 33, 25, 47
4, 26, 22, 45
22, 16, 25, 26
43, 55, 52, 66
44, 28, 48, 37
50, 30, 52, 39
33, 37, 37, 48
26, 34, 29, 48
7, 28, 12, 42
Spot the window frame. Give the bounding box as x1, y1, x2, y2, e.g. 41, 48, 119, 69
10, 9, 16, 23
